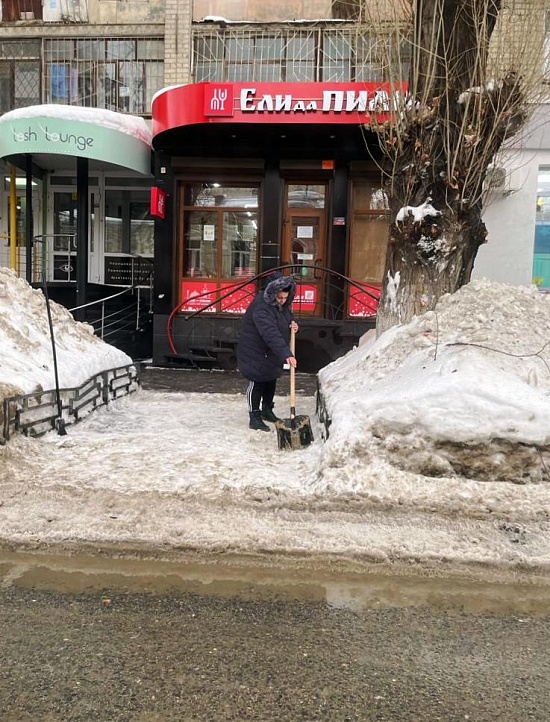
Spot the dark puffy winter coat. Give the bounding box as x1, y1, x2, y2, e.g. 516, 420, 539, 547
237, 274, 296, 382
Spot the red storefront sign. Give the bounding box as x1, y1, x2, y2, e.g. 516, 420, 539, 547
180, 281, 217, 313
150, 186, 166, 219
220, 282, 255, 314
293, 284, 318, 313
179, 280, 320, 315
152, 81, 405, 136
348, 282, 381, 317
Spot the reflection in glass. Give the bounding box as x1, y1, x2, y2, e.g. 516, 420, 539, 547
288, 184, 325, 208
53, 192, 77, 250
291, 216, 319, 280
185, 211, 217, 277
104, 193, 124, 253
104, 189, 153, 255
130, 201, 154, 255
353, 182, 389, 213
183, 184, 259, 281
192, 184, 259, 208
222, 211, 257, 278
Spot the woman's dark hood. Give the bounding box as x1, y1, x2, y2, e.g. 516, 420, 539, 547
263, 273, 296, 307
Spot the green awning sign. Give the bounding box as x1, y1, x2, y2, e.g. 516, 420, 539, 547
0, 114, 151, 175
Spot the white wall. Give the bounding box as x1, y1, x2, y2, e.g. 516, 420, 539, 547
474, 104, 550, 286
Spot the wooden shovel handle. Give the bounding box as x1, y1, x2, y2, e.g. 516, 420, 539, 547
290, 325, 296, 413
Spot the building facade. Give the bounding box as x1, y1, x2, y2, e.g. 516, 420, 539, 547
0, 0, 548, 370
0, 0, 166, 302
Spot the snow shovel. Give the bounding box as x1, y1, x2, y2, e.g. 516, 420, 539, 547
275, 327, 314, 451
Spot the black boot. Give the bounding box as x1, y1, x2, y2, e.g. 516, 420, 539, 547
249, 410, 270, 431
261, 405, 280, 423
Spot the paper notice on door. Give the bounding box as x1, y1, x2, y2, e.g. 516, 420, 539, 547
296, 226, 314, 239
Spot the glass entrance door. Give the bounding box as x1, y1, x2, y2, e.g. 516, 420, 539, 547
51, 189, 98, 283
282, 183, 326, 315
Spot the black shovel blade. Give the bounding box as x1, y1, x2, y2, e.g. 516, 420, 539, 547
275, 414, 314, 450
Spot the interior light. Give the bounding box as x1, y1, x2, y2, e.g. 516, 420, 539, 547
5, 178, 38, 188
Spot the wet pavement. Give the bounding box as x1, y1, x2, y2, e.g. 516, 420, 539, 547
2, 552, 550, 722
1, 550, 550, 721
139, 364, 319, 396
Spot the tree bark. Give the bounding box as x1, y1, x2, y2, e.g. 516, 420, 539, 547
376, 204, 487, 334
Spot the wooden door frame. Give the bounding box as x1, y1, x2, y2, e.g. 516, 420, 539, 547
282, 186, 328, 316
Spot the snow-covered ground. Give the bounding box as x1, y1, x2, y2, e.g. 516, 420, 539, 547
0, 269, 131, 399
1, 268, 550, 576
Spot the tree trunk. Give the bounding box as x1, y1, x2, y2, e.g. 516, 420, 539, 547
372, 0, 530, 335
376, 204, 487, 334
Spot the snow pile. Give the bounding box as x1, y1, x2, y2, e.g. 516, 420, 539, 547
318, 279, 550, 483
0, 105, 151, 145
0, 268, 132, 402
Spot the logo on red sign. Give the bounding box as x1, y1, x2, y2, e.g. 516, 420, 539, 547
150, 186, 166, 219
204, 84, 234, 117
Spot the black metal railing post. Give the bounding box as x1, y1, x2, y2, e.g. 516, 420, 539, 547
34, 234, 67, 436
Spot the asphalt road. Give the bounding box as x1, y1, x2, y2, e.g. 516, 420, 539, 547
1, 583, 550, 722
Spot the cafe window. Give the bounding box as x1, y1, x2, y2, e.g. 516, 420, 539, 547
182, 184, 259, 281
104, 188, 154, 256
348, 181, 389, 284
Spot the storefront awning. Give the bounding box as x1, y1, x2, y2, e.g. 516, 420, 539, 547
152, 81, 403, 138
0, 105, 152, 175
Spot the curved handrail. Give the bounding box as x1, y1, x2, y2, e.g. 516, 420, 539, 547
166, 264, 381, 356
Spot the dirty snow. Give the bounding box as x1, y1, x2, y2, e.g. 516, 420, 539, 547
0, 268, 132, 400
1, 270, 550, 574
318, 280, 550, 483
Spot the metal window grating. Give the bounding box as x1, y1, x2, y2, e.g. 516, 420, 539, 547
0, 40, 41, 111
192, 25, 408, 84
42, 37, 165, 115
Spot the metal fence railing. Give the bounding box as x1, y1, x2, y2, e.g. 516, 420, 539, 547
1, 363, 140, 444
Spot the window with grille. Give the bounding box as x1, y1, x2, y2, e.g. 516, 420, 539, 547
1, 0, 43, 21
192, 26, 397, 83
44, 37, 164, 115
0, 40, 41, 112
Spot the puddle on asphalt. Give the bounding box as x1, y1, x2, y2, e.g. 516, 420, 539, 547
1, 550, 550, 616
